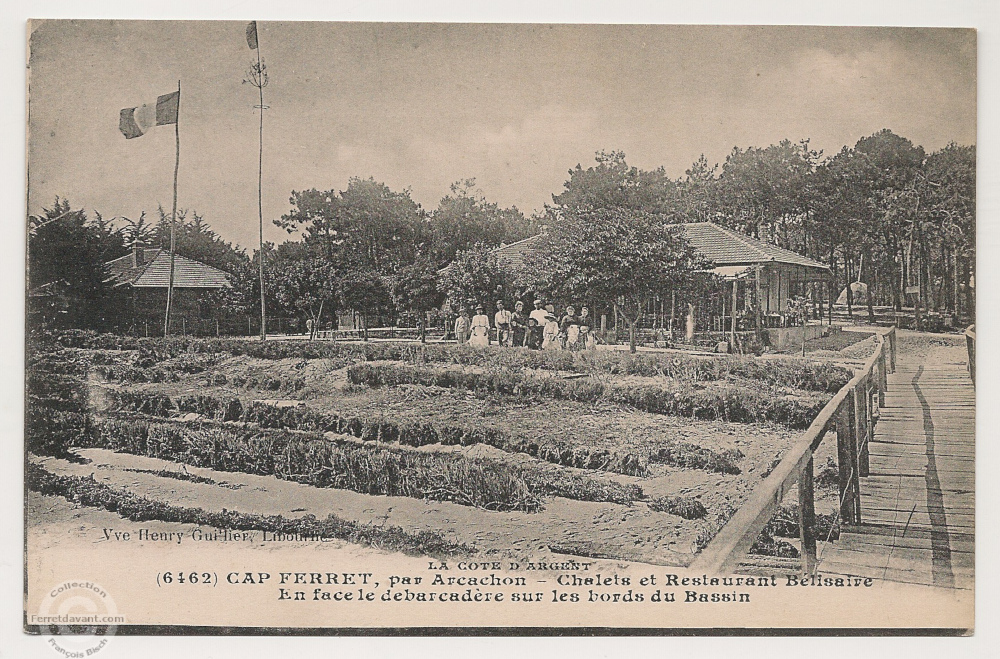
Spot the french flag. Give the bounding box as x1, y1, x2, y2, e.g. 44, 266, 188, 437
119, 91, 179, 139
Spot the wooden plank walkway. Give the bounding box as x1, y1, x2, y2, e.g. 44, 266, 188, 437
819, 341, 975, 590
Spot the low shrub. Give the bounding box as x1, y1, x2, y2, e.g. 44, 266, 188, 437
647, 496, 708, 519
521, 471, 643, 506
347, 363, 829, 429
175, 394, 243, 422
814, 456, 840, 489
122, 467, 219, 486
749, 533, 800, 558
643, 441, 744, 475
229, 371, 306, 393
25, 360, 91, 458
93, 417, 542, 512
26, 408, 94, 457
32, 331, 852, 393
242, 401, 649, 476
764, 503, 840, 541
93, 415, 643, 509
108, 390, 175, 416
27, 463, 469, 557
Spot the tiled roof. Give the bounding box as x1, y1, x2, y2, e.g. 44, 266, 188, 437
437, 235, 546, 280
492, 234, 547, 271
105, 249, 230, 289
441, 221, 830, 276
675, 222, 830, 271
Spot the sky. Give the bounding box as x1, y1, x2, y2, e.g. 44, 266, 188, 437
27, 21, 976, 250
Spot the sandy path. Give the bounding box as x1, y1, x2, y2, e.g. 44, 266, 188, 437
33, 449, 703, 566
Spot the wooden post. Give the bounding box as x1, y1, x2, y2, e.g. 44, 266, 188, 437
798, 457, 817, 575
731, 280, 737, 349
754, 265, 762, 339
669, 291, 676, 340
721, 288, 727, 340
836, 400, 860, 525
890, 331, 897, 372
855, 382, 869, 478
877, 345, 886, 407
215, 318, 220, 337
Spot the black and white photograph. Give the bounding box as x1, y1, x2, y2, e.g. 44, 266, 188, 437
21, 17, 978, 638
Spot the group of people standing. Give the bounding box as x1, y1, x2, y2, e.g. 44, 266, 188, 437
454, 299, 596, 350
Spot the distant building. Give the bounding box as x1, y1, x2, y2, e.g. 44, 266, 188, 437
443, 222, 832, 347
677, 222, 831, 315
105, 244, 230, 332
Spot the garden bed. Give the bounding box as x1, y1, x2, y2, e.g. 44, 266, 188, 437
26, 332, 856, 565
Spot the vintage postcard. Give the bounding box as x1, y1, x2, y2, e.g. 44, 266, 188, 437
24, 20, 975, 639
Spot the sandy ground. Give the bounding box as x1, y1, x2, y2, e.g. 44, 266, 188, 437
34, 448, 718, 566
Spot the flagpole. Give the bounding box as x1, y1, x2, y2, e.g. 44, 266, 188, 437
256, 34, 267, 342
164, 79, 180, 336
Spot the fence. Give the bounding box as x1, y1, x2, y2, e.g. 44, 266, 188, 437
122, 316, 305, 338
690, 327, 897, 575
316, 326, 448, 342
965, 324, 975, 383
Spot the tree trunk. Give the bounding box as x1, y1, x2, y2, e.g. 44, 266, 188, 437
895, 251, 904, 312
844, 253, 853, 320
953, 246, 960, 318
419, 315, 427, 344
865, 253, 875, 324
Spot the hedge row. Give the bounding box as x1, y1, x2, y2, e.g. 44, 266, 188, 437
87, 417, 643, 509
108, 391, 750, 478
27, 463, 469, 557
31, 331, 852, 393
407, 346, 852, 393
25, 356, 92, 458
107, 391, 649, 476
242, 401, 649, 477
647, 496, 708, 519
648, 442, 744, 475
87, 417, 542, 512
348, 363, 830, 429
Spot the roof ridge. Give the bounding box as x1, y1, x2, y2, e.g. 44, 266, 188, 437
161, 250, 228, 276
708, 222, 774, 262
496, 234, 544, 250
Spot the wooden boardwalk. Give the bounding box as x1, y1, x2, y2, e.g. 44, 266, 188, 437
819, 341, 975, 589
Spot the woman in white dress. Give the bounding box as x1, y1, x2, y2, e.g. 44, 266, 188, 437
542, 312, 560, 350
469, 305, 491, 347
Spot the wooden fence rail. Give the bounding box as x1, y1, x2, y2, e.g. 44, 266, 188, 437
689, 327, 897, 575
966, 324, 975, 384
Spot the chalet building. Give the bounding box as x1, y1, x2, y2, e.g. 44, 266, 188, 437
105, 244, 230, 334
459, 221, 832, 349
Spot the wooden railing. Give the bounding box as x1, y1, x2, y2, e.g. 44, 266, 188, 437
690, 327, 897, 575
966, 324, 975, 384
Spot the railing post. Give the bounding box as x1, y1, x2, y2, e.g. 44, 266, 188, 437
798, 457, 817, 575
855, 383, 870, 478
889, 329, 897, 373
837, 398, 861, 525
877, 344, 887, 407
